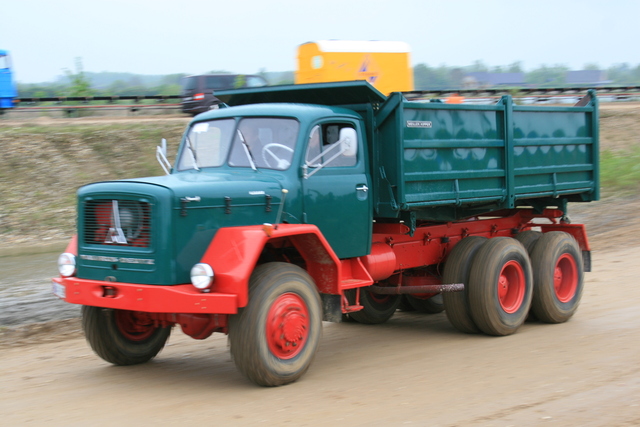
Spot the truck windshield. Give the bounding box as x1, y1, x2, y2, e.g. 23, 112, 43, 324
176, 118, 299, 171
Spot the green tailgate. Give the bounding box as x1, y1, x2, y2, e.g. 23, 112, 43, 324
374, 92, 599, 221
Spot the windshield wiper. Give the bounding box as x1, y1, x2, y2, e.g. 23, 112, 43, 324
236, 129, 257, 171
185, 134, 200, 171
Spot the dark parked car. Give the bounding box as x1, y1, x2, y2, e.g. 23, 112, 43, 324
181, 74, 268, 115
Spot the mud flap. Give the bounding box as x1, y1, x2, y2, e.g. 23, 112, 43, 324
583, 250, 591, 272
321, 293, 342, 322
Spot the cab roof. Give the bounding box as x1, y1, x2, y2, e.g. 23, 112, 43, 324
214, 81, 387, 108
194, 102, 362, 123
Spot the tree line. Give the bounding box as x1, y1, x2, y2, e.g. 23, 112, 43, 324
413, 61, 640, 89
16, 60, 640, 98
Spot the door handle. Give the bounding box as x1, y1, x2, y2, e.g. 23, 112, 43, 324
356, 185, 369, 192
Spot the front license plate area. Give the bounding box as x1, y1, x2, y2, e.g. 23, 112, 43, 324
52, 281, 66, 299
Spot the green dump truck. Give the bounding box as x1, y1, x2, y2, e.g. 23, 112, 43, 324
53, 81, 599, 386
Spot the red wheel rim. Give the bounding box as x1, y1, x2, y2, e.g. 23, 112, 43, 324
497, 260, 526, 314
554, 253, 578, 303
369, 291, 393, 304
266, 293, 309, 359
114, 310, 156, 341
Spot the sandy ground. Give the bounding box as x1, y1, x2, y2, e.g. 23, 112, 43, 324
1, 103, 639, 425
1, 222, 639, 426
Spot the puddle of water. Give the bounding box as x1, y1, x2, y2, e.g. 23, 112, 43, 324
0, 253, 81, 326
0, 252, 57, 289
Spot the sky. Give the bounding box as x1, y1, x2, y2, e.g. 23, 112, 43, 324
2, 0, 639, 83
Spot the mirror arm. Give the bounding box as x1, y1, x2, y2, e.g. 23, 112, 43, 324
304, 144, 347, 179
306, 139, 343, 166
156, 138, 172, 175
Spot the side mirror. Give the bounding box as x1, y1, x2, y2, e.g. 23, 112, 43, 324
339, 128, 357, 157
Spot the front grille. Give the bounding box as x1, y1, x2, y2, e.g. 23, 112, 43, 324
84, 199, 152, 247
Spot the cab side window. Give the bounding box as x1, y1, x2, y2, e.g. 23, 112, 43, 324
305, 123, 357, 168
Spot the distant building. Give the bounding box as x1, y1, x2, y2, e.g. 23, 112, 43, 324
566, 70, 611, 86
463, 72, 525, 88
463, 70, 611, 89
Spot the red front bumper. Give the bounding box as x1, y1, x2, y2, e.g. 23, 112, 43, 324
51, 277, 239, 314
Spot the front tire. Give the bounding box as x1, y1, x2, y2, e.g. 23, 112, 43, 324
228, 263, 322, 386
82, 306, 171, 365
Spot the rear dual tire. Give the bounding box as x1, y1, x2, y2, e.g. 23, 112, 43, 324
468, 237, 533, 336
346, 287, 401, 324
529, 232, 584, 323
443, 232, 583, 336
406, 294, 444, 314
442, 236, 487, 334
514, 230, 543, 254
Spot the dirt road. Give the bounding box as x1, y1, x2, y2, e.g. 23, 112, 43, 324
2, 240, 639, 426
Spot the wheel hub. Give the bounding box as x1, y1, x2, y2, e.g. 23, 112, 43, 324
554, 254, 578, 303
266, 293, 309, 359
497, 260, 526, 314
114, 310, 156, 341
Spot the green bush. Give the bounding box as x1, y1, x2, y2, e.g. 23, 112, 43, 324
600, 146, 640, 194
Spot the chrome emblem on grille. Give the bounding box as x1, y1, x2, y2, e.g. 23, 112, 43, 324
105, 200, 128, 244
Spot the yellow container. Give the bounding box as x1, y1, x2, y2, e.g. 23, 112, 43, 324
295, 40, 414, 95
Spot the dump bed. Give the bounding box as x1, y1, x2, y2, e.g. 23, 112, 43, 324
373, 92, 599, 221
216, 81, 599, 222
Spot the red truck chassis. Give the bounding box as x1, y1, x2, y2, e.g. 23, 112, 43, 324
53, 208, 589, 340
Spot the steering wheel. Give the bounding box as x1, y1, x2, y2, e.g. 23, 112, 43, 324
262, 143, 294, 169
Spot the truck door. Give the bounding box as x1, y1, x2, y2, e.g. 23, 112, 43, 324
302, 122, 372, 259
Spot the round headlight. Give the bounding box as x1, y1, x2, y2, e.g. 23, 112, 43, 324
190, 263, 214, 290
58, 253, 76, 277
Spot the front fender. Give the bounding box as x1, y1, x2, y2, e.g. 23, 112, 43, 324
200, 224, 342, 307
64, 235, 78, 255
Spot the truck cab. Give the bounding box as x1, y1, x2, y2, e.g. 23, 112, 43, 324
74, 101, 373, 290
179, 102, 372, 258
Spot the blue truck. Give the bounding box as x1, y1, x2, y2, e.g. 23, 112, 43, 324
0, 50, 16, 112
